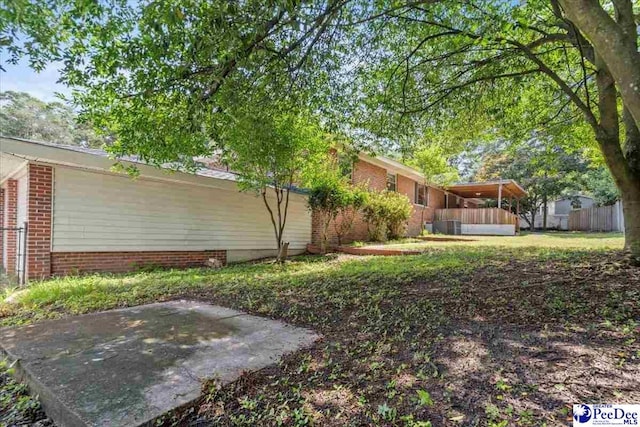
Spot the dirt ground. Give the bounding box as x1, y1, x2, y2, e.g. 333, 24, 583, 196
174, 254, 639, 426
1, 241, 638, 426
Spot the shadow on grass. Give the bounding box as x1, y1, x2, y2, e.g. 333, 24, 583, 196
527, 231, 624, 239
163, 251, 639, 426
1, 246, 637, 426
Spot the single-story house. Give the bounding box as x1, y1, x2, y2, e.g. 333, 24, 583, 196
312, 152, 526, 247
1, 136, 526, 282
0, 136, 311, 282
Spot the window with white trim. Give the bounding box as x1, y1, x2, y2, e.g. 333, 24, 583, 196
415, 183, 427, 205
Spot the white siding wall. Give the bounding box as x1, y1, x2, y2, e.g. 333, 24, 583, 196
52, 166, 311, 252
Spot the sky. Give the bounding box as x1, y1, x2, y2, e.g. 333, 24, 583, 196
0, 56, 71, 103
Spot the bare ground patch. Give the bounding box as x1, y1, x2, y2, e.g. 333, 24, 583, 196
173, 253, 639, 426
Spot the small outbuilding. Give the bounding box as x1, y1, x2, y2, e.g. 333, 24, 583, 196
0, 137, 311, 283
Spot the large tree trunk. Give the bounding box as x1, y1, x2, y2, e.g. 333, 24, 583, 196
620, 183, 640, 262
542, 195, 548, 231
530, 210, 536, 231
553, 0, 640, 262
559, 0, 640, 128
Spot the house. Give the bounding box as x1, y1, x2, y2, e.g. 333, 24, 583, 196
312, 152, 526, 247
521, 195, 595, 230
1, 136, 526, 282
0, 136, 311, 282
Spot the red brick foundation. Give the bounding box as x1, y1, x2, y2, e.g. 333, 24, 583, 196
27, 164, 53, 280
50, 250, 227, 276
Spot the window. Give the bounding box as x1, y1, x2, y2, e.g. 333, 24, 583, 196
386, 173, 397, 192
340, 161, 353, 181
415, 183, 427, 206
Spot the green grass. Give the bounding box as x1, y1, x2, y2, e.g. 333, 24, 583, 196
0, 359, 48, 425
1, 233, 622, 325
1, 250, 476, 326
0, 232, 637, 426
363, 232, 625, 251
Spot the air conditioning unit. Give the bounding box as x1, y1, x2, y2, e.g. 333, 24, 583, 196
433, 220, 462, 235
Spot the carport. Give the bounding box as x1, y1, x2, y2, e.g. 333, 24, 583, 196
436, 179, 527, 235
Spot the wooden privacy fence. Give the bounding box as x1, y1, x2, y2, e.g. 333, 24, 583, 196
434, 208, 518, 225
568, 202, 624, 232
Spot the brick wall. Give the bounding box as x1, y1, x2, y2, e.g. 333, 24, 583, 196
397, 175, 423, 236
352, 159, 387, 191
313, 159, 435, 246
4, 180, 17, 275
310, 157, 462, 247
312, 159, 387, 246
50, 250, 227, 276
27, 164, 53, 280
429, 187, 446, 209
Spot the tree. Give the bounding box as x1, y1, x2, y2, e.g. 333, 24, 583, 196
409, 144, 460, 232
219, 105, 328, 262
346, 0, 640, 260
5, 0, 640, 259
474, 140, 588, 229
308, 171, 349, 253
0, 91, 101, 147
2, 0, 344, 168
581, 166, 619, 206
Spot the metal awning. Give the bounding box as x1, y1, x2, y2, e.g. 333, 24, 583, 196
446, 179, 527, 199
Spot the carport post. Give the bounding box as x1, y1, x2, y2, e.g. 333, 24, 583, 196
497, 183, 502, 209
516, 198, 520, 232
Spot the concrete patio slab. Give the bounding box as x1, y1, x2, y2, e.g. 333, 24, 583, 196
0, 301, 319, 427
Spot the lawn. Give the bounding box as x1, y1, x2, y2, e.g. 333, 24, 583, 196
1, 232, 638, 426
355, 232, 625, 251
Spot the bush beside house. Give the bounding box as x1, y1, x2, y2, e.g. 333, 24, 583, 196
362, 190, 413, 241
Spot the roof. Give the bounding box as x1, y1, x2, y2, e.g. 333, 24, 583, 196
1, 136, 526, 199
360, 154, 527, 199
445, 180, 527, 199
0, 136, 240, 182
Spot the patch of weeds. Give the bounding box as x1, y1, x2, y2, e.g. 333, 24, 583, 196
377, 402, 397, 422
0, 359, 52, 426
415, 389, 434, 407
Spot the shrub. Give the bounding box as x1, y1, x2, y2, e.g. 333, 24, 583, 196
362, 190, 389, 241
308, 172, 369, 251
308, 174, 349, 253
362, 190, 412, 241
384, 191, 413, 239
334, 184, 368, 245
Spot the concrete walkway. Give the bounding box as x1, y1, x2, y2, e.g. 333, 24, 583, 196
0, 301, 319, 427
